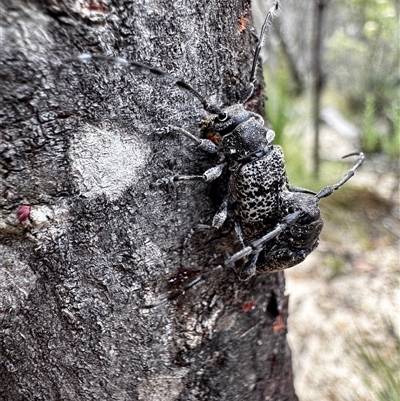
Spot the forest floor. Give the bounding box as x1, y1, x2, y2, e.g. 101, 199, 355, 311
285, 164, 399, 401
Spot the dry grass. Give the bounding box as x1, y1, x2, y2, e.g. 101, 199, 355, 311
285, 173, 399, 401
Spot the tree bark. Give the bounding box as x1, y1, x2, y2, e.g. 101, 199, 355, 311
0, 0, 298, 400
311, 0, 328, 179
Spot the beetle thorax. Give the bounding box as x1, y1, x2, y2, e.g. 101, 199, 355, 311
202, 104, 274, 160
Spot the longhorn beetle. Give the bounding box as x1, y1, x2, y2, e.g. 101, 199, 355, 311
61, 1, 364, 307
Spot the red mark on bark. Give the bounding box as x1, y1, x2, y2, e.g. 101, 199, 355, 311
238, 15, 248, 33
17, 205, 30, 222
84, 0, 109, 13
241, 300, 255, 312
273, 315, 285, 332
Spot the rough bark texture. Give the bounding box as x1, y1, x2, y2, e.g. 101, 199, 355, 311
0, 0, 298, 400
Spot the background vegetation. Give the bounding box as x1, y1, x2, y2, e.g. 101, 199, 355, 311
253, 0, 399, 399
259, 0, 399, 184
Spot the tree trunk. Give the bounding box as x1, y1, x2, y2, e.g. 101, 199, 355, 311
0, 0, 298, 400
311, 0, 328, 179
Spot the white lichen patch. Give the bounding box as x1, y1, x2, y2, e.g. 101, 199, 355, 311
0, 246, 37, 316
69, 125, 150, 200
29, 204, 56, 229
26, 203, 70, 243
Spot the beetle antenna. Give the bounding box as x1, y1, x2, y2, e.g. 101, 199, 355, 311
316, 152, 365, 200
242, 0, 280, 102
59, 53, 223, 115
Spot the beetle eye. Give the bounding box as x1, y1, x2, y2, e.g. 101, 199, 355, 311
217, 112, 228, 122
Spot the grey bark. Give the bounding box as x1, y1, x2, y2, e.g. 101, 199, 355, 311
0, 0, 298, 400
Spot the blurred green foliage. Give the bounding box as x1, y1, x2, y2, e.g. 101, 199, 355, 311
326, 0, 399, 157
363, 93, 400, 157
264, 0, 399, 165
264, 64, 311, 186
264, 64, 292, 146
363, 93, 380, 153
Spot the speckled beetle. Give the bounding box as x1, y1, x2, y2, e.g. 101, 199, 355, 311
145, 151, 363, 307
61, 1, 364, 307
